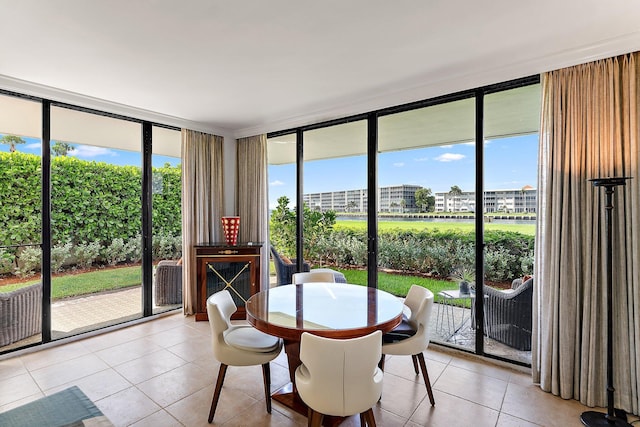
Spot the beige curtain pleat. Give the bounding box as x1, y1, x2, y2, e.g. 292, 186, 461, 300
534, 52, 640, 414
181, 130, 224, 315
236, 135, 269, 289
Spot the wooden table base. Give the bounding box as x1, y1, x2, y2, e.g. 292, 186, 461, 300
272, 383, 345, 427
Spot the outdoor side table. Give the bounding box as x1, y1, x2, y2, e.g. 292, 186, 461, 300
436, 289, 488, 343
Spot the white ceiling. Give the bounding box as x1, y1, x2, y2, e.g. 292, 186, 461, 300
0, 0, 639, 139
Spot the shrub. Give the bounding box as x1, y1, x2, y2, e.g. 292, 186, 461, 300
51, 242, 72, 273
125, 235, 142, 263
0, 248, 16, 274
303, 227, 534, 282
152, 233, 181, 261
102, 238, 128, 266
73, 241, 102, 269
484, 247, 517, 282
14, 246, 41, 278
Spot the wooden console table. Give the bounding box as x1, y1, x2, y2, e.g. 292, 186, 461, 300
195, 242, 263, 321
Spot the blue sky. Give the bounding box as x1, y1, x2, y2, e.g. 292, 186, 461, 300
0, 136, 181, 168
268, 133, 539, 209
2, 133, 538, 210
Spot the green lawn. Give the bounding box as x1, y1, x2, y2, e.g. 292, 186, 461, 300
0, 265, 141, 299
334, 268, 469, 306
336, 219, 536, 235
3, 262, 472, 307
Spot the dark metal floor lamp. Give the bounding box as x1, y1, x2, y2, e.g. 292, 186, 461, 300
581, 176, 632, 427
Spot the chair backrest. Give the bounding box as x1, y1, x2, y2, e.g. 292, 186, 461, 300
296, 331, 383, 417
292, 271, 336, 284
270, 244, 283, 264
207, 290, 237, 360
384, 285, 434, 355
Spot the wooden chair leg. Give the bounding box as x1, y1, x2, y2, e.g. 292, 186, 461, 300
308, 408, 324, 427
261, 363, 272, 413
411, 354, 419, 375
208, 363, 228, 423
416, 352, 435, 405
361, 408, 377, 426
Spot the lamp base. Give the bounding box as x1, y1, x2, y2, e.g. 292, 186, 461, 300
581, 410, 632, 426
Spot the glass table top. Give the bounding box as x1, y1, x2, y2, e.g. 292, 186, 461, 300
246, 283, 403, 339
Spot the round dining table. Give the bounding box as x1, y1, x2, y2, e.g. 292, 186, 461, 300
245, 282, 404, 421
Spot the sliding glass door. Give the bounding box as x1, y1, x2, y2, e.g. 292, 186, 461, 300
50, 106, 144, 338
303, 121, 368, 279
151, 126, 182, 314
0, 93, 43, 352
482, 84, 540, 364
378, 97, 477, 351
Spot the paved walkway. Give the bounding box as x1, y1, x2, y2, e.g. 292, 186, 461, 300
51, 287, 179, 337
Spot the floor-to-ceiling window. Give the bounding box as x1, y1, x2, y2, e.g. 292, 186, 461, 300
0, 91, 183, 355
378, 96, 477, 351
0, 93, 43, 352
482, 84, 540, 364
50, 106, 144, 338
267, 133, 298, 282
302, 121, 368, 277
266, 76, 540, 365
151, 126, 182, 314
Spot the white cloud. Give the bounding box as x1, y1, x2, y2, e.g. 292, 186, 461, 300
25, 142, 41, 151
464, 141, 476, 146
414, 157, 429, 162
440, 144, 453, 149
435, 153, 465, 162
393, 162, 405, 167
270, 180, 285, 186
71, 145, 116, 158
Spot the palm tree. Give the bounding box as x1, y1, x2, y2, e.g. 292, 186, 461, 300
51, 141, 76, 157
449, 185, 463, 212
0, 135, 26, 153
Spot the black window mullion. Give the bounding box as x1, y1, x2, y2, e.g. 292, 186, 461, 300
141, 122, 153, 316
474, 90, 485, 354
296, 129, 304, 268
367, 113, 378, 288
41, 100, 52, 342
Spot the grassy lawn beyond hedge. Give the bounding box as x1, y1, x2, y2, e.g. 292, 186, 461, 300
0, 265, 141, 299
336, 219, 536, 236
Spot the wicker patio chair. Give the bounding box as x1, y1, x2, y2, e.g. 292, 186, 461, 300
0, 282, 42, 347
484, 277, 533, 351
269, 245, 310, 286
154, 260, 182, 305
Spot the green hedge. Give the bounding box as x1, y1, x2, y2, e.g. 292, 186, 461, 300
309, 228, 534, 282
0, 152, 182, 274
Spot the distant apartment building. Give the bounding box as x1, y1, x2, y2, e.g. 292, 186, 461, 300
304, 185, 537, 213
303, 185, 420, 213
434, 185, 537, 213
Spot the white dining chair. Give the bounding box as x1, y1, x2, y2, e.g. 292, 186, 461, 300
206, 290, 283, 423
291, 271, 336, 284
380, 285, 435, 405
295, 331, 383, 426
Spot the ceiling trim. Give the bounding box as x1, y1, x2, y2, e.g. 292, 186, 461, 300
0, 74, 232, 137
234, 32, 640, 139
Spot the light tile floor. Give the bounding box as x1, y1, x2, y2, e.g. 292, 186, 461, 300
1, 312, 633, 427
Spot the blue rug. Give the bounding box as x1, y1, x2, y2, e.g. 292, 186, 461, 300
0, 386, 114, 427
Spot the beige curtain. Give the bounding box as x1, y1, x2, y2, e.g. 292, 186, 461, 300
533, 52, 640, 413
181, 130, 224, 315
236, 135, 270, 289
